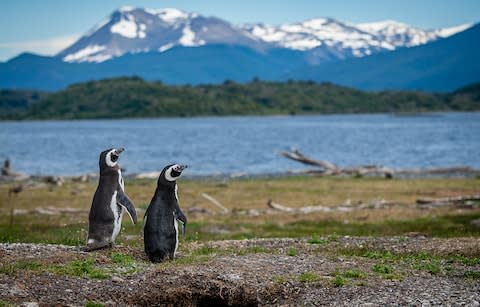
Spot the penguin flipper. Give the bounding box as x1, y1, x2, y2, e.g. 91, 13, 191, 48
174, 209, 187, 237
117, 190, 137, 224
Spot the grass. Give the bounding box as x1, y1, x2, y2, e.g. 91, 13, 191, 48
51, 258, 110, 279
287, 247, 298, 256
297, 271, 322, 283
0, 176, 479, 246
464, 271, 480, 279
110, 252, 135, 265
372, 263, 393, 274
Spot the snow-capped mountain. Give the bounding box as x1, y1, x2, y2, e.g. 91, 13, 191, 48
57, 6, 471, 64
57, 6, 267, 63
243, 19, 471, 59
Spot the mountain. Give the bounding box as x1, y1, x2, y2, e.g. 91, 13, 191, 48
54, 7, 468, 65
0, 7, 477, 91
56, 7, 269, 63
287, 23, 480, 92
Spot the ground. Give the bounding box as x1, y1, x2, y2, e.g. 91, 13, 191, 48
1, 236, 479, 306
0, 176, 479, 306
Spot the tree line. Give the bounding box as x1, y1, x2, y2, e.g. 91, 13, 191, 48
1, 77, 479, 120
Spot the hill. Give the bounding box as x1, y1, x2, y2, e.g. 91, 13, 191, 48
1, 78, 479, 120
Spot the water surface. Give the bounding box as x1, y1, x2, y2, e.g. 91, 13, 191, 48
0, 113, 478, 176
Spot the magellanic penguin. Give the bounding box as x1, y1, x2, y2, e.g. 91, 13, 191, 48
85, 148, 137, 251
143, 164, 187, 263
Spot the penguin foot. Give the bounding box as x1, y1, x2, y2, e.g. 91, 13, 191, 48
82, 242, 113, 252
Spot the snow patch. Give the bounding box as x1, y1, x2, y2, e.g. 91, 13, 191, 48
63, 44, 107, 62
159, 43, 174, 52
179, 25, 205, 46
436, 23, 472, 37
110, 14, 146, 39
147, 7, 189, 23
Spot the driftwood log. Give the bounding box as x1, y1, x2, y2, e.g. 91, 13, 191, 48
267, 199, 398, 214
201, 193, 229, 214
279, 148, 394, 178
416, 194, 480, 209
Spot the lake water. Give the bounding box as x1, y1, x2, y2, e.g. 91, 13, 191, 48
0, 113, 479, 176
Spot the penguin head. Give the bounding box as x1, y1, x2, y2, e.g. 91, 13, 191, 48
99, 148, 124, 171
158, 164, 187, 187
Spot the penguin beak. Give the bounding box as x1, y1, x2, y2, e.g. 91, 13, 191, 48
114, 148, 125, 155
173, 164, 187, 173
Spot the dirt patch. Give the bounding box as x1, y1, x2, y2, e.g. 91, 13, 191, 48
1, 237, 480, 306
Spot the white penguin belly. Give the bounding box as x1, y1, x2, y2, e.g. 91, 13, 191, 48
174, 217, 179, 257
110, 191, 123, 242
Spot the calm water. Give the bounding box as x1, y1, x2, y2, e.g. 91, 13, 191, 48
0, 113, 479, 176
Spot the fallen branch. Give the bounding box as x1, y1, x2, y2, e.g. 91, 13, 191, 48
201, 193, 229, 214
267, 199, 397, 214
12, 207, 90, 216
279, 148, 393, 178
416, 194, 480, 209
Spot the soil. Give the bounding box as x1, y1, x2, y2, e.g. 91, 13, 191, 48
1, 236, 480, 306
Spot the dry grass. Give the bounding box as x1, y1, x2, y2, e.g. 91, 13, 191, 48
0, 176, 479, 244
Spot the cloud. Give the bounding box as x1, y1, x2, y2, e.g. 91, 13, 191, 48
0, 34, 81, 61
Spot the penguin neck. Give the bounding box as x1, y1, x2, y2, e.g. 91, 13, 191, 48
100, 166, 120, 177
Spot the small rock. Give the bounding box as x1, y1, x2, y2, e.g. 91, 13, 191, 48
111, 276, 125, 283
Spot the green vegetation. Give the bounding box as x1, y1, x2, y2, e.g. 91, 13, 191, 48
287, 247, 298, 256
372, 263, 394, 275
464, 271, 480, 279
51, 258, 110, 279
0, 89, 46, 118
1, 77, 479, 119
332, 275, 347, 287
110, 252, 135, 266
85, 301, 104, 307
297, 271, 322, 283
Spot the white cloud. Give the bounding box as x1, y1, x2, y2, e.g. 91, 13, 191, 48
0, 34, 81, 61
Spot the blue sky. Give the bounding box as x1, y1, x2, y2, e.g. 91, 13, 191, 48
1, 0, 479, 61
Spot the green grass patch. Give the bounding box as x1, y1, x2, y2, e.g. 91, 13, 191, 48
185, 213, 480, 242
464, 271, 480, 279
0, 300, 15, 307
287, 247, 298, 256
372, 263, 393, 274
0, 261, 43, 275
297, 271, 322, 283
85, 302, 104, 307
332, 275, 347, 287
415, 260, 441, 274
342, 269, 366, 279
110, 252, 135, 266
50, 258, 110, 279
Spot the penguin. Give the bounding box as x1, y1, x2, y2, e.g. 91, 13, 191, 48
143, 164, 187, 263
85, 148, 137, 251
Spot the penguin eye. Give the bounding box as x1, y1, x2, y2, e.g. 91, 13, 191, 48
111, 154, 119, 162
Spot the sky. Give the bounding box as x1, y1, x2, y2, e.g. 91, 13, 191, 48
1, 0, 479, 61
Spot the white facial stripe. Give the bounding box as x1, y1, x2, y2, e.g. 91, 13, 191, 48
105, 150, 118, 167
164, 164, 181, 181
